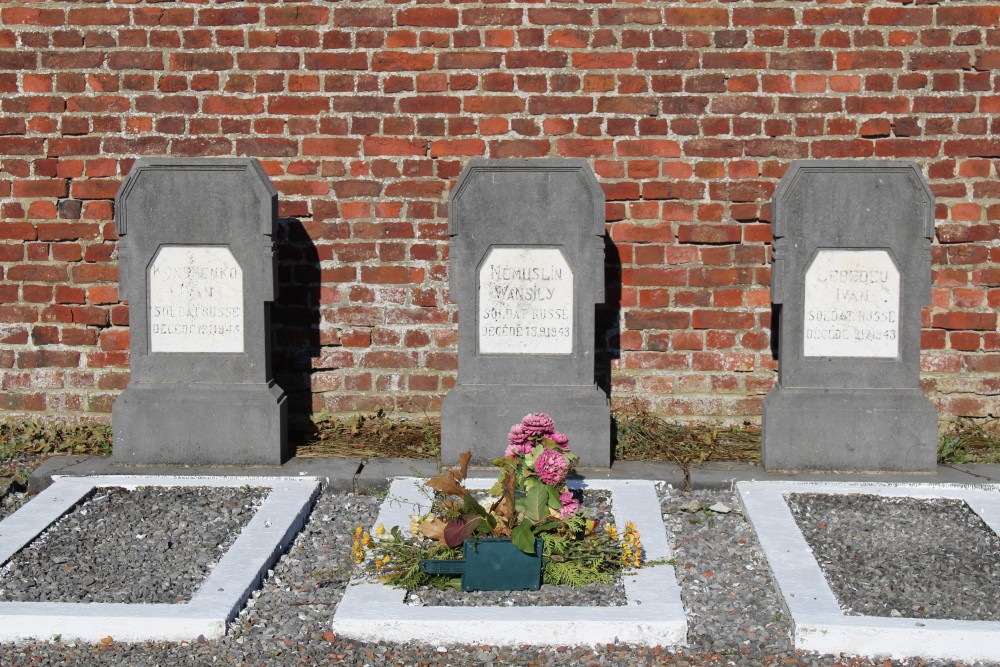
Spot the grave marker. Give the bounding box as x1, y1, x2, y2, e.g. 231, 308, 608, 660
112, 158, 287, 465
441, 159, 611, 467
763, 160, 937, 472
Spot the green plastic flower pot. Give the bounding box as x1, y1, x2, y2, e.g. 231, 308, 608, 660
419, 537, 543, 592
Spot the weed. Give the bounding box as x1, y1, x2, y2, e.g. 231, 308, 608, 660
937, 417, 1000, 464
294, 409, 440, 459
613, 401, 760, 490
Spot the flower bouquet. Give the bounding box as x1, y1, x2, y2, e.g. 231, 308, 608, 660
354, 413, 642, 591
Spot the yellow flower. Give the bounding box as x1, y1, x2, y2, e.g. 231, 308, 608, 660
621, 521, 643, 568
374, 523, 385, 536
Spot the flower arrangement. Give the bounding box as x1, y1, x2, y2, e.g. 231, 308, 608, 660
354, 413, 643, 590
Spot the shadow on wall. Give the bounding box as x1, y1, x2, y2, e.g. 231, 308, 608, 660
596, 235, 622, 400
271, 217, 320, 446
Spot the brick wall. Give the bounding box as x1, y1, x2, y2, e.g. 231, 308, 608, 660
1, 0, 998, 425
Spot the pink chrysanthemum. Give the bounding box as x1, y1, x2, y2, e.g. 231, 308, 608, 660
505, 441, 533, 458
521, 413, 555, 437
549, 431, 569, 450
534, 448, 569, 485
559, 491, 580, 519
507, 423, 529, 447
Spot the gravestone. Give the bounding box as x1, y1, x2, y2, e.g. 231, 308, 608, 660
763, 160, 937, 472
112, 158, 288, 465
441, 159, 611, 467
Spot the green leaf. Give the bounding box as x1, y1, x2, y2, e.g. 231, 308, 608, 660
524, 483, 548, 523
511, 522, 536, 554
533, 519, 561, 534
547, 486, 562, 511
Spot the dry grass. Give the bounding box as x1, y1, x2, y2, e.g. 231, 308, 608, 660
937, 417, 1000, 464
613, 401, 760, 489
293, 410, 440, 459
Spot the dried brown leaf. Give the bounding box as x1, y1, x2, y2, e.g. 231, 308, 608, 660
424, 472, 466, 498
415, 516, 449, 544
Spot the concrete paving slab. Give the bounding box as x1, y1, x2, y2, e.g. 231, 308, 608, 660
332, 477, 687, 647
0, 475, 320, 643
28, 455, 1000, 496
737, 480, 1000, 662
352, 458, 440, 492
26, 456, 361, 494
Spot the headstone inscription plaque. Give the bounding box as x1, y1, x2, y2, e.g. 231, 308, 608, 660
441, 159, 611, 467
763, 160, 937, 472
112, 158, 288, 465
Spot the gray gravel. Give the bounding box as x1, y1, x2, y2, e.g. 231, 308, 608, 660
787, 493, 1000, 622
0, 483, 997, 666
0, 486, 266, 603
0, 490, 28, 523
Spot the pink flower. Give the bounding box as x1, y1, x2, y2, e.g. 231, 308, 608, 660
559, 491, 580, 519
507, 423, 529, 447
534, 448, 569, 485
521, 413, 555, 437
504, 441, 532, 458
549, 431, 569, 450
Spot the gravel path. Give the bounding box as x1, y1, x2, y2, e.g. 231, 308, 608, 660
0, 483, 997, 666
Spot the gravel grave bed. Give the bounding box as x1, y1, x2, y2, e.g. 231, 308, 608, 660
787, 492, 1000, 622
0, 486, 266, 604
1, 484, 998, 666
409, 489, 626, 607
0, 490, 29, 523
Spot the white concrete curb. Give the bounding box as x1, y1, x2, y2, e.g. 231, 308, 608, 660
332, 477, 687, 647
737, 480, 1000, 662
0, 475, 321, 643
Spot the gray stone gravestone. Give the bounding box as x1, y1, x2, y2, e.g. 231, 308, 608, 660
112, 158, 288, 465
441, 159, 611, 467
763, 160, 937, 472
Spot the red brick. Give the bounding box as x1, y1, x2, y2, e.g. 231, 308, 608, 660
734, 8, 795, 27
430, 139, 485, 157
236, 53, 300, 70
440, 52, 503, 70
677, 225, 742, 245
932, 311, 997, 331
625, 310, 690, 330
557, 139, 613, 157
637, 51, 699, 70
771, 51, 834, 70
334, 8, 392, 27
398, 7, 459, 28
692, 310, 755, 330
2, 8, 64, 26
662, 8, 727, 26
268, 96, 328, 115
529, 8, 591, 25
938, 7, 1000, 27
363, 137, 427, 157
265, 6, 328, 26
372, 52, 435, 72
68, 8, 129, 25
462, 8, 523, 26
869, 8, 931, 26
169, 52, 232, 71
199, 8, 259, 26
12, 180, 68, 198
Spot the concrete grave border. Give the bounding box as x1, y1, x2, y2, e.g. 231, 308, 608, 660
736, 481, 1000, 662
332, 477, 687, 647
0, 475, 320, 643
